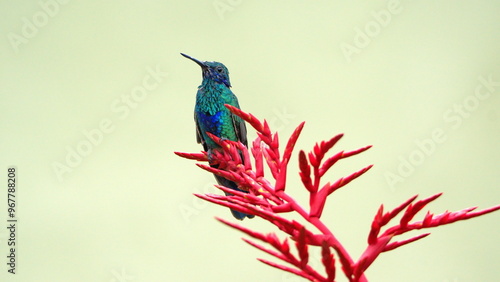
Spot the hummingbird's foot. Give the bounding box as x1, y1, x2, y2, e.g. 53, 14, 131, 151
206, 148, 222, 167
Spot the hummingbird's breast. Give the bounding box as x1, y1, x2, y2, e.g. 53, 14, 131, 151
196, 84, 234, 115
195, 85, 238, 144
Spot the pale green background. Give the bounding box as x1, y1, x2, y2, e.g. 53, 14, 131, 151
1, 1, 499, 281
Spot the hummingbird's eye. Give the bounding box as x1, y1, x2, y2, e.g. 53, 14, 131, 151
216, 67, 223, 73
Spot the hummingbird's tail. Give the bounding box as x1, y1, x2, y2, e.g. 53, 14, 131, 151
213, 174, 255, 220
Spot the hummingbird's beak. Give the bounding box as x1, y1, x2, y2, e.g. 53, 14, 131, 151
180, 53, 207, 69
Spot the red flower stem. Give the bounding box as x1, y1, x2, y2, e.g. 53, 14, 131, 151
275, 190, 367, 282
313, 165, 320, 193
309, 217, 367, 282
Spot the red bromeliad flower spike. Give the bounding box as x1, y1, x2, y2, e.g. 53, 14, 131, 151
175, 105, 500, 282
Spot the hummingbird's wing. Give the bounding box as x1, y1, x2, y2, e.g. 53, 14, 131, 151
230, 96, 248, 147
194, 113, 209, 152
232, 114, 247, 147
230, 112, 249, 177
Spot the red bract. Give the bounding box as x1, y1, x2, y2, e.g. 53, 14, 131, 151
174, 105, 500, 282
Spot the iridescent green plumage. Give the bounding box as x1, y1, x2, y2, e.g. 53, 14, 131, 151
181, 53, 253, 220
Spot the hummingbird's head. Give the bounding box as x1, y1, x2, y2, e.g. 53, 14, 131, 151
181, 53, 231, 88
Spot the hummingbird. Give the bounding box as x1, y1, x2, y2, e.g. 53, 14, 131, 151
181, 53, 254, 220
